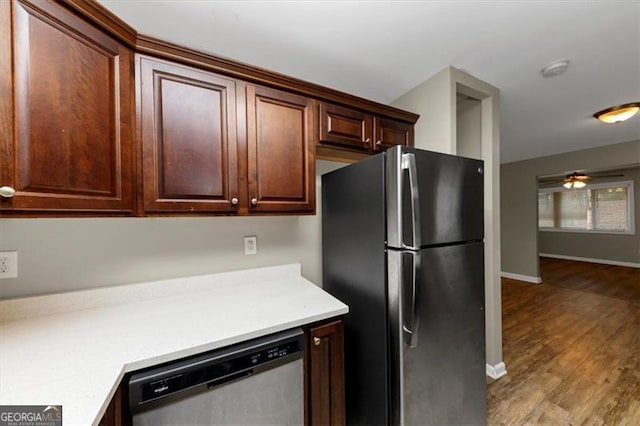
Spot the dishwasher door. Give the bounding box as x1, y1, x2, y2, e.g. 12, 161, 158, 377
129, 328, 304, 426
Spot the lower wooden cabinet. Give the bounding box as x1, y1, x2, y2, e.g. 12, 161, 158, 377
306, 319, 345, 426
99, 384, 129, 426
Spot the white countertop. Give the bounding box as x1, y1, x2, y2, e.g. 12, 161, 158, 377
0, 264, 348, 426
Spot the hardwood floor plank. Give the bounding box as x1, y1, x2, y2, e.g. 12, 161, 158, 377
522, 401, 572, 425
600, 368, 640, 424
618, 399, 640, 426
488, 258, 640, 425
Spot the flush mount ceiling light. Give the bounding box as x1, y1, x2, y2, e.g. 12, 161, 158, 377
541, 59, 570, 78
594, 102, 640, 123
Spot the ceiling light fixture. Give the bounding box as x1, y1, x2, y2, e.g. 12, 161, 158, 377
562, 172, 589, 189
563, 180, 586, 189
594, 102, 640, 123
541, 59, 570, 78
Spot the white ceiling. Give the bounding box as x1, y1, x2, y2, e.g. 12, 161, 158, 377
99, 1, 640, 163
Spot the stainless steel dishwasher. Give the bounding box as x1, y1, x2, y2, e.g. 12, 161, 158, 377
129, 328, 304, 425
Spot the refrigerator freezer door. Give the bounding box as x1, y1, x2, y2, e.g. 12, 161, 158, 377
389, 242, 486, 425
387, 147, 484, 249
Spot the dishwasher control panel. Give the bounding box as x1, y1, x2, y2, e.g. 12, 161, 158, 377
129, 328, 304, 407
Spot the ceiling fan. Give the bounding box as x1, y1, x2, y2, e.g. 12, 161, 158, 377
539, 171, 625, 189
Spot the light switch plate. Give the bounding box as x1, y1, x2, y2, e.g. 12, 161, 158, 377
0, 251, 18, 279
244, 236, 257, 255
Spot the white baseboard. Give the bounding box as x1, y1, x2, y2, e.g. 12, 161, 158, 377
539, 253, 640, 269
501, 271, 542, 284
486, 362, 507, 380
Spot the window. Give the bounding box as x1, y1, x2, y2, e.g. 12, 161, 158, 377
538, 181, 635, 234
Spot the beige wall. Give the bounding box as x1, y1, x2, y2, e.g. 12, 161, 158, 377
539, 166, 640, 264
501, 140, 640, 278
392, 67, 455, 153
0, 160, 346, 299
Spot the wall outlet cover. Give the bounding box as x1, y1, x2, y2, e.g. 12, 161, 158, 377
244, 236, 257, 255
0, 251, 18, 279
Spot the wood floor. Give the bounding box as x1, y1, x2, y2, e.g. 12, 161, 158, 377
487, 258, 640, 425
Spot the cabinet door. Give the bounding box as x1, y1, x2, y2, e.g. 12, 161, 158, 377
373, 117, 414, 152
99, 385, 123, 426
246, 85, 315, 213
139, 57, 238, 213
0, 0, 134, 213
319, 102, 373, 152
309, 320, 345, 426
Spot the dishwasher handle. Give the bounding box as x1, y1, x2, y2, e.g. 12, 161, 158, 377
207, 370, 253, 390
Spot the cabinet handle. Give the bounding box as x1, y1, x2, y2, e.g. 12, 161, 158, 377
364, 138, 371, 144
0, 186, 16, 198
376, 140, 382, 146
313, 337, 321, 346
251, 198, 258, 206
231, 197, 239, 205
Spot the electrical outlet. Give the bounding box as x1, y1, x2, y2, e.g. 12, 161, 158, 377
0, 251, 18, 279
244, 236, 257, 255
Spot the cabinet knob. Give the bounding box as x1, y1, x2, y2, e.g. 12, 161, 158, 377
375, 140, 382, 146
251, 198, 258, 206
231, 197, 239, 205
313, 337, 321, 346
364, 138, 371, 144
0, 186, 16, 198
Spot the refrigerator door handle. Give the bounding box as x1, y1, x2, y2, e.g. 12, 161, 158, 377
401, 153, 421, 250
402, 252, 420, 348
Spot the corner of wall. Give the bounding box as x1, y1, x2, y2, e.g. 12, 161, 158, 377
390, 67, 454, 154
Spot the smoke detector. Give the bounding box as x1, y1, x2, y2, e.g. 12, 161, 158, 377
541, 59, 570, 78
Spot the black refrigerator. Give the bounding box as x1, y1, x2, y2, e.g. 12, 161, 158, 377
322, 146, 486, 425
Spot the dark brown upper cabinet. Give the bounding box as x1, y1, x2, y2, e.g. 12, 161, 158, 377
1, 0, 416, 217
139, 61, 315, 215
246, 85, 316, 213
318, 102, 414, 160
138, 56, 239, 213
319, 102, 373, 152
373, 117, 414, 152
0, 0, 134, 214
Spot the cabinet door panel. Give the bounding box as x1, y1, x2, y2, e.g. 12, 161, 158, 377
1, 0, 134, 212
309, 320, 345, 426
319, 102, 373, 151
140, 57, 238, 212
373, 117, 414, 152
247, 85, 315, 213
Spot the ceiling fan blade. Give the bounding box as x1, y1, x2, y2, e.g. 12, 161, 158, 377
539, 182, 562, 187
589, 173, 625, 178
539, 172, 625, 184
